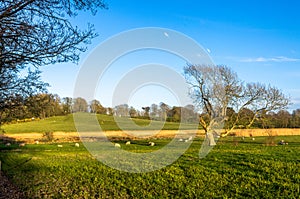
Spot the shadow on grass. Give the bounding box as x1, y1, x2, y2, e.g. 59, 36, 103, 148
0, 135, 33, 172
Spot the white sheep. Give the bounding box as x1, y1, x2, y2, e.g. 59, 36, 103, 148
278, 140, 289, 145
114, 143, 121, 148
149, 142, 155, 146
125, 141, 131, 145
19, 143, 26, 147
57, 144, 63, 148
5, 143, 11, 146
75, 143, 80, 147
188, 136, 193, 141
35, 140, 39, 145
178, 138, 183, 142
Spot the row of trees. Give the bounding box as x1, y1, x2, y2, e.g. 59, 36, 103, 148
1, 91, 300, 130
0, 94, 196, 123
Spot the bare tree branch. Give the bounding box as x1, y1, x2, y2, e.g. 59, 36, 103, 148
184, 64, 290, 138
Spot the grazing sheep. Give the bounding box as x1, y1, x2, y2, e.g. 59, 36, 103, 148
19, 143, 26, 147
5, 143, 11, 147
188, 136, 193, 141
75, 143, 80, 147
178, 138, 183, 142
252, 137, 255, 141
149, 142, 155, 146
125, 141, 131, 145
114, 143, 121, 148
57, 144, 63, 148
278, 140, 288, 145
35, 140, 39, 145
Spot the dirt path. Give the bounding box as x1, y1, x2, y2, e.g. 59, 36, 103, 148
0, 171, 24, 199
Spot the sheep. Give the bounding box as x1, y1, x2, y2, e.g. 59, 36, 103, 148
114, 143, 121, 148
57, 144, 63, 148
184, 137, 193, 142
35, 140, 39, 145
252, 137, 255, 141
125, 141, 131, 145
149, 142, 155, 146
278, 140, 288, 145
5, 143, 11, 147
19, 143, 26, 147
178, 138, 183, 142
75, 143, 80, 147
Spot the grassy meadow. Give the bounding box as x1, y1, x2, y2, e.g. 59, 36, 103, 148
0, 136, 300, 198
2, 114, 197, 134
1, 115, 300, 198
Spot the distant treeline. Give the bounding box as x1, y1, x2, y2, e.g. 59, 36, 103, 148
1, 93, 300, 129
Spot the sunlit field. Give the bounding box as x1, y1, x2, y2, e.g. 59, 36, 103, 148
0, 136, 299, 198
2, 114, 197, 134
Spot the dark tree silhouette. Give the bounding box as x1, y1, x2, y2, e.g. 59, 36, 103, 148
0, 0, 107, 68
0, 0, 107, 125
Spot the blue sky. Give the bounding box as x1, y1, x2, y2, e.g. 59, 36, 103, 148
41, 0, 300, 111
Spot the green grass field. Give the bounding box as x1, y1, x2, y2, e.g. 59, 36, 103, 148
0, 136, 299, 198
2, 114, 198, 134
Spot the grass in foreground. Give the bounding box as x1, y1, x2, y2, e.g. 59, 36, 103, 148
0, 136, 299, 198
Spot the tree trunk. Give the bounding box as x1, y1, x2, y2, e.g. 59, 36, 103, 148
199, 131, 217, 159
206, 132, 216, 146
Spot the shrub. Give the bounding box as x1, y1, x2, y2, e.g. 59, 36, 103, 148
43, 131, 54, 142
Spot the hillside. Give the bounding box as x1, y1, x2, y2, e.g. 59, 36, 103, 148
2, 114, 199, 134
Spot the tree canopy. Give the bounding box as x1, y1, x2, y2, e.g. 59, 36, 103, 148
0, 0, 107, 124
0, 0, 107, 67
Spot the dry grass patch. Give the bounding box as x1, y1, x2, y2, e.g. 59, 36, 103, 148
2, 128, 300, 143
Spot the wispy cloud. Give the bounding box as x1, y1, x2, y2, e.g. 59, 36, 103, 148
240, 56, 300, 63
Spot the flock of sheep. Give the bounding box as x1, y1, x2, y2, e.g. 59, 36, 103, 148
113, 136, 194, 148
113, 141, 155, 148
3, 136, 196, 149
3, 142, 81, 148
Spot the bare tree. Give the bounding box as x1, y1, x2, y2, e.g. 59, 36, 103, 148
150, 103, 158, 119
72, 97, 88, 113
129, 106, 138, 118
142, 106, 150, 118
62, 97, 73, 115
159, 102, 170, 121
90, 99, 106, 114
0, 0, 107, 124
114, 104, 129, 117
0, 0, 107, 68
184, 65, 290, 145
